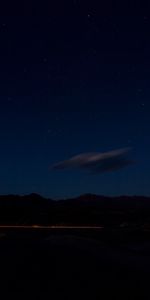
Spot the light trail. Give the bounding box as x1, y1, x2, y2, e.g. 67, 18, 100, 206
0, 225, 103, 230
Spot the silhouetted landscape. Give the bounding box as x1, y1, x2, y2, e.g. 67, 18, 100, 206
0, 194, 150, 299
0, 193, 150, 229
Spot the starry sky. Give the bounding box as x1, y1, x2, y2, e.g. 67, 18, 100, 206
0, 3, 150, 198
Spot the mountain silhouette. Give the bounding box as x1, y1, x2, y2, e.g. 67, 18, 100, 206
0, 193, 149, 227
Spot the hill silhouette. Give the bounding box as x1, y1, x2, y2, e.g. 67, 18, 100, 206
0, 193, 150, 228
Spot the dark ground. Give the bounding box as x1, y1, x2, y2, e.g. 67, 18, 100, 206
0, 229, 150, 299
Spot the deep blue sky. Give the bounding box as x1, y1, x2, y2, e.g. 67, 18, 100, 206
0, 3, 150, 198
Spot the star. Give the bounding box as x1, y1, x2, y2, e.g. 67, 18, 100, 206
8, 97, 12, 102
43, 58, 48, 63
136, 89, 143, 96
127, 139, 132, 145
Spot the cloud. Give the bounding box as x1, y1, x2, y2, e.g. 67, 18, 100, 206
52, 148, 134, 174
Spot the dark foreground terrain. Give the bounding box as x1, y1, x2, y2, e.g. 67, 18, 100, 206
0, 228, 150, 300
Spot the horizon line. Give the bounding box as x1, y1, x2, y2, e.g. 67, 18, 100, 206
0, 192, 150, 201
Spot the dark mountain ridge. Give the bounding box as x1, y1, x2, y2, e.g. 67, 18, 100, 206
0, 193, 149, 227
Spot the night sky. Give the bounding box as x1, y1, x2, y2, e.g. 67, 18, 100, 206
0, 3, 150, 198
